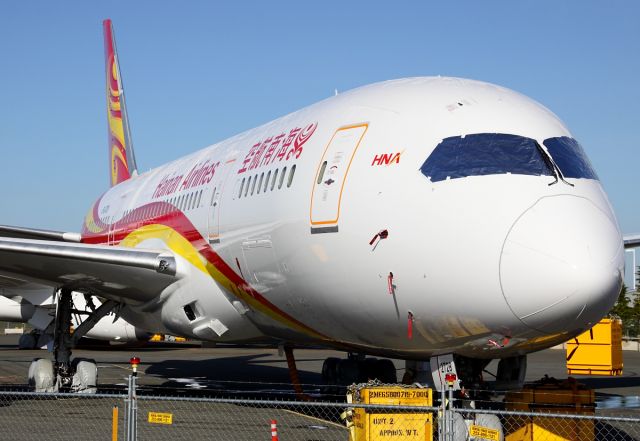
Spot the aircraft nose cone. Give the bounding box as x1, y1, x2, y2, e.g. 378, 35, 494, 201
500, 195, 624, 334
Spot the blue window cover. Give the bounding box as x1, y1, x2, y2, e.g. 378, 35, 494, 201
420, 133, 553, 182
543, 137, 598, 180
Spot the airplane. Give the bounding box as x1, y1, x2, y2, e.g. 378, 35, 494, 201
0, 19, 629, 395
0, 289, 152, 349
625, 235, 640, 248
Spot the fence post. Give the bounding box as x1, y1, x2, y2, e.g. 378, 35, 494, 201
126, 356, 140, 441
440, 386, 446, 441
444, 373, 457, 441
447, 381, 454, 441
112, 405, 119, 441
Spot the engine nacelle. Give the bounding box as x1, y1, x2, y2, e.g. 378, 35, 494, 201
0, 296, 35, 322
81, 313, 151, 342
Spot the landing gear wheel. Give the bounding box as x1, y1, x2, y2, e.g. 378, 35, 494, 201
474, 413, 504, 440
375, 359, 397, 384
322, 357, 340, 384
19, 333, 38, 350
336, 359, 359, 385
71, 358, 97, 394
321, 357, 340, 398
452, 411, 468, 441
360, 358, 379, 382
28, 358, 57, 392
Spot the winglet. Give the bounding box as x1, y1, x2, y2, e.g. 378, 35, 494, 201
103, 19, 138, 187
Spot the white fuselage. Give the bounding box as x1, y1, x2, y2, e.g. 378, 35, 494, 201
82, 77, 624, 359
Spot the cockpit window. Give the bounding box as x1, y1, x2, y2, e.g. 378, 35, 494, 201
543, 137, 598, 180
420, 133, 554, 182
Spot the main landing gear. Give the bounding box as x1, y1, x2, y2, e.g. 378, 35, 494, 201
321, 353, 397, 397
28, 289, 116, 393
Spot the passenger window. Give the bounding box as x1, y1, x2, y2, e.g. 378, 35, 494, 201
211, 187, 217, 205
271, 169, 279, 191
239, 179, 245, 198
257, 173, 264, 194
197, 190, 203, 208
279, 167, 287, 189
264, 170, 271, 193
244, 176, 251, 197
251, 174, 258, 195
317, 161, 327, 185
287, 164, 296, 187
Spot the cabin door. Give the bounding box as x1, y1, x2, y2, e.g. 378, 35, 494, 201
207, 161, 233, 244
310, 124, 368, 231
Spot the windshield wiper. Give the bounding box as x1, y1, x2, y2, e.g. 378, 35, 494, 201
535, 142, 574, 187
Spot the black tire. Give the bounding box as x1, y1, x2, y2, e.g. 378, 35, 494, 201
375, 359, 398, 384
321, 357, 340, 383
336, 359, 360, 386
18, 333, 37, 350
360, 358, 379, 382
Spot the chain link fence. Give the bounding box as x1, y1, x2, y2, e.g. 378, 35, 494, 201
0, 391, 123, 440
0, 382, 639, 440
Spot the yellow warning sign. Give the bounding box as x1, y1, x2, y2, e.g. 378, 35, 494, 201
469, 425, 500, 441
148, 412, 173, 425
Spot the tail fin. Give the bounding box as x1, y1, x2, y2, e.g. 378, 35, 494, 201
103, 19, 138, 187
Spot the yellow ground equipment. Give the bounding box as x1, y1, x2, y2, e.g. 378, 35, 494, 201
149, 334, 187, 343
346, 384, 433, 441
505, 378, 595, 441
566, 318, 623, 376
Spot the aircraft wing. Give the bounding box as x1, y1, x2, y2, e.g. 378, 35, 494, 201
625, 234, 640, 249
0, 237, 177, 304
0, 224, 81, 242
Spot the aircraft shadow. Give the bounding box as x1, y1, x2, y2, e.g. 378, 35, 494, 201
143, 353, 324, 398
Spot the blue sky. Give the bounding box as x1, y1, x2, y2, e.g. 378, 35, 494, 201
1, 1, 638, 238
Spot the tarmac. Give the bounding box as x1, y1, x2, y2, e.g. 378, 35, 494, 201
0, 335, 639, 440
0, 335, 639, 404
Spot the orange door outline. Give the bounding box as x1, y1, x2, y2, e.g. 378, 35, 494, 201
310, 123, 368, 226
